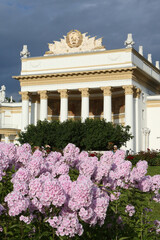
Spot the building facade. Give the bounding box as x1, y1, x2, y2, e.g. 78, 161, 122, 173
1, 30, 160, 152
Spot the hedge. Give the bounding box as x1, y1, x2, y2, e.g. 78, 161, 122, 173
18, 119, 133, 151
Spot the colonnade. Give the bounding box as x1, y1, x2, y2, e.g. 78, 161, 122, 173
19, 85, 141, 151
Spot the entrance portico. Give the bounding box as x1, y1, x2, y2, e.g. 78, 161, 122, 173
12, 30, 160, 152
17, 83, 140, 151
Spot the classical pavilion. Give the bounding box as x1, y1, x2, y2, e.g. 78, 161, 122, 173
1, 30, 160, 152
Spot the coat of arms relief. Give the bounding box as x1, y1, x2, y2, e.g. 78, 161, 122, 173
66, 30, 83, 48
44, 30, 105, 55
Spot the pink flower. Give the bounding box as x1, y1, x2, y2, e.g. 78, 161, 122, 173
125, 204, 135, 216
68, 175, 93, 211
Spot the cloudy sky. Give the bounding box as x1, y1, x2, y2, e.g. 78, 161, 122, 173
1, 0, 160, 101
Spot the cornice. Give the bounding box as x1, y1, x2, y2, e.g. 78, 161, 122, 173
133, 67, 160, 93
13, 65, 160, 93
13, 67, 136, 80
132, 48, 160, 74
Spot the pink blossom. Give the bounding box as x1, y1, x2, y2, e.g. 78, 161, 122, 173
68, 175, 93, 211
154, 220, 160, 234
40, 178, 66, 207
110, 192, 121, 201
63, 143, 80, 167
1, 142, 160, 238
19, 214, 34, 224
125, 204, 135, 216
79, 156, 98, 177
138, 176, 152, 192
5, 191, 29, 216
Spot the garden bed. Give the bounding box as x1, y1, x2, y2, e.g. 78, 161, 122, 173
0, 142, 159, 239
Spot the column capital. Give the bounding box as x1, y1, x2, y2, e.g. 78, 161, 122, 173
38, 90, 48, 99
79, 88, 89, 97
19, 91, 30, 101
101, 86, 112, 96
5, 133, 10, 137
134, 88, 141, 98
58, 89, 68, 98
122, 85, 134, 95
142, 127, 151, 135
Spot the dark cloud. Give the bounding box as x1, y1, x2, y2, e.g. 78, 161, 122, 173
0, 0, 160, 100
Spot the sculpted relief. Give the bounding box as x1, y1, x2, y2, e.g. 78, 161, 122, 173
44, 30, 105, 55
66, 30, 83, 48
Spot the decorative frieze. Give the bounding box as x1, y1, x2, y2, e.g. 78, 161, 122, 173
58, 89, 68, 98
101, 86, 112, 96
19, 91, 30, 101
79, 88, 89, 97
123, 85, 134, 95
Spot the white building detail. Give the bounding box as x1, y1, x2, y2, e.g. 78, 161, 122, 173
0, 85, 6, 103
1, 30, 160, 152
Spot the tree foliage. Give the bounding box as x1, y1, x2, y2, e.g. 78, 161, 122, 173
18, 119, 133, 150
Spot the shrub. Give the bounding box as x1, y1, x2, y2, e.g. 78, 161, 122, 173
18, 119, 132, 151
126, 150, 160, 166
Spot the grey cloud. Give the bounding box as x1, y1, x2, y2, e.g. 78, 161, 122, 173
0, 0, 160, 100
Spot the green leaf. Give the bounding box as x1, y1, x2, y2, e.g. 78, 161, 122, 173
119, 237, 130, 240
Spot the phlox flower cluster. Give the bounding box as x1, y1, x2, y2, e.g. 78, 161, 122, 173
0, 142, 32, 180
154, 220, 160, 234
3, 143, 110, 237
0, 142, 17, 180
125, 204, 135, 217
19, 214, 34, 224
0, 142, 160, 237
46, 210, 83, 237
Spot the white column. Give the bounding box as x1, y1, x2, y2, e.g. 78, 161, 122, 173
58, 89, 68, 122
101, 86, 112, 122
19, 91, 29, 131
34, 101, 38, 125
5, 134, 9, 143
1, 111, 5, 128
79, 88, 89, 122
134, 88, 141, 152
31, 95, 39, 125
142, 128, 151, 151
123, 85, 134, 151
38, 91, 48, 121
